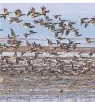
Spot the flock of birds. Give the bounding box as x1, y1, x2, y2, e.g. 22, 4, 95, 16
0, 7, 95, 77
0, 7, 95, 102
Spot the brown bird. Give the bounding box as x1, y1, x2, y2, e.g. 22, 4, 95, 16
84, 21, 90, 28
46, 38, 56, 46
3, 8, 12, 15
8, 17, 23, 24
10, 28, 19, 38
27, 7, 35, 16
41, 6, 49, 16
86, 38, 92, 43
15, 9, 26, 17
0, 8, 12, 19
22, 23, 34, 29
80, 18, 88, 25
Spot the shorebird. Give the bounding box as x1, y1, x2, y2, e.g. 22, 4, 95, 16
10, 28, 19, 38
72, 43, 80, 50
56, 28, 66, 35
56, 40, 61, 46
74, 29, 82, 37
57, 37, 66, 40
84, 21, 90, 28
40, 6, 49, 16
65, 28, 71, 36
39, 18, 45, 26
46, 38, 56, 46
15, 9, 26, 17
90, 17, 95, 25
27, 7, 35, 16
48, 24, 56, 32
53, 15, 61, 19
33, 20, 40, 24
45, 16, 53, 21
24, 33, 30, 38
3, 8, 12, 15
88, 51, 95, 57
0, 8, 12, 19
25, 40, 37, 52
28, 30, 37, 34
86, 38, 92, 43
68, 21, 76, 28
8, 17, 23, 24
22, 23, 35, 29
24, 30, 37, 38
27, 7, 42, 17
80, 18, 89, 25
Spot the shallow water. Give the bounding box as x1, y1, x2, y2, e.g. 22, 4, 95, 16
0, 73, 95, 102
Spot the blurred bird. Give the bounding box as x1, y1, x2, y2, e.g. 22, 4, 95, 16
53, 15, 61, 19
57, 37, 66, 40
41, 6, 49, 16
65, 28, 71, 36
80, 18, 89, 25
28, 30, 37, 34
46, 38, 56, 46
45, 16, 53, 21
15, 9, 26, 17
86, 38, 92, 43
84, 21, 90, 28
0, 8, 12, 19
22, 23, 35, 29
27, 7, 35, 16
8, 17, 23, 24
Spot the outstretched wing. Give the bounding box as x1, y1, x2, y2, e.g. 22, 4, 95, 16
10, 28, 15, 36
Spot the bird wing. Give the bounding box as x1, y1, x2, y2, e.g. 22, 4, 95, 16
10, 28, 16, 36
31, 7, 35, 13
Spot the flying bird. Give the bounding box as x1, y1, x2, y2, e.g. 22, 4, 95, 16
22, 23, 35, 29
15, 9, 26, 17
53, 15, 61, 19
41, 6, 49, 16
